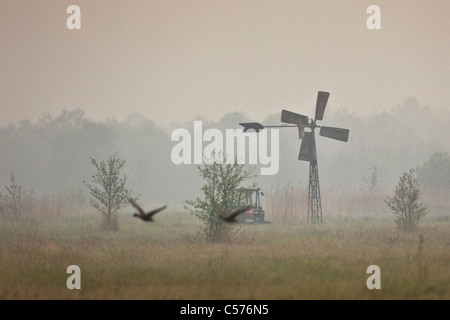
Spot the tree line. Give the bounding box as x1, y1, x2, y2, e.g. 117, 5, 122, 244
0, 97, 449, 209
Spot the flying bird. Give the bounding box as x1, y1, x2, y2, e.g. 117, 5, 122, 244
128, 198, 166, 222
213, 201, 250, 223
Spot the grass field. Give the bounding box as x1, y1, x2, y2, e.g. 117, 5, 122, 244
0, 211, 449, 300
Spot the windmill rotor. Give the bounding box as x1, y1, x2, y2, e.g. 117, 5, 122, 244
281, 91, 350, 161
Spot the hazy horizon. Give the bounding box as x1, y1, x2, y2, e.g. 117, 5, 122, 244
1, 1, 449, 127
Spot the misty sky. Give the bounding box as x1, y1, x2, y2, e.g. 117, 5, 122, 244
1, 0, 449, 127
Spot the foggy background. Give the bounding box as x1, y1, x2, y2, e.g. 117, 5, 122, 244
1, 98, 449, 210
1, 1, 449, 213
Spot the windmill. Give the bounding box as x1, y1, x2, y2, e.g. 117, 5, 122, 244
239, 91, 350, 224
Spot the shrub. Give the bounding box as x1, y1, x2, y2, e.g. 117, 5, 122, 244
385, 169, 428, 231
185, 155, 255, 242
83, 153, 137, 230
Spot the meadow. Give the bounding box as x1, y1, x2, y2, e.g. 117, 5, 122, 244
1, 205, 449, 300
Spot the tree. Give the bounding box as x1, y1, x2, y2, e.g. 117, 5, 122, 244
185, 155, 256, 242
416, 152, 450, 190
385, 169, 428, 231
0, 174, 33, 221
83, 153, 137, 229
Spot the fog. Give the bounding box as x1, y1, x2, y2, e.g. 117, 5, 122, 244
1, 1, 450, 127
1, 1, 449, 210
1, 96, 448, 209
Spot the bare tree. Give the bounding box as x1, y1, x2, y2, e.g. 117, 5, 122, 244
0, 174, 33, 221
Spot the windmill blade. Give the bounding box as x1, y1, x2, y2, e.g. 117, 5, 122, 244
298, 132, 315, 162
315, 91, 330, 121
281, 110, 309, 126
296, 118, 305, 139
239, 122, 264, 132
319, 126, 349, 142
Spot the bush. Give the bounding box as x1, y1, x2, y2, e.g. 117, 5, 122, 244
83, 153, 137, 230
385, 169, 428, 231
185, 155, 255, 242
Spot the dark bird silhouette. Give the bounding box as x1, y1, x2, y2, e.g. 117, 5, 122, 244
213, 201, 251, 223
128, 198, 166, 222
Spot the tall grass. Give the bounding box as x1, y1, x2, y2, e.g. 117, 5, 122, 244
264, 184, 307, 224
1, 211, 449, 299
0, 186, 449, 300
264, 184, 450, 224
